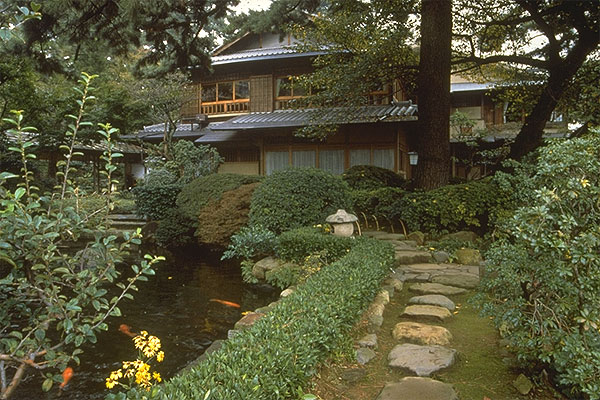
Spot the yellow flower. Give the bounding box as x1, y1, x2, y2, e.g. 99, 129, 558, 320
153, 372, 162, 382
581, 178, 590, 188
156, 351, 165, 362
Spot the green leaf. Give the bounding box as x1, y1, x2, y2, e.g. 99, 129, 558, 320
34, 329, 45, 341
42, 378, 53, 392
14, 188, 26, 201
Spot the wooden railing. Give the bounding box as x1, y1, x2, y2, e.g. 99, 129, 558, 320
200, 100, 249, 115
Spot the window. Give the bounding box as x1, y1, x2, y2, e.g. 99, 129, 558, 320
349, 149, 371, 167
373, 148, 394, 170
319, 150, 344, 175
275, 76, 306, 98
201, 80, 250, 103
265, 151, 289, 175
292, 150, 316, 168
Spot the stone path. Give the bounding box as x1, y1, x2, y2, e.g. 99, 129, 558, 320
360, 231, 482, 400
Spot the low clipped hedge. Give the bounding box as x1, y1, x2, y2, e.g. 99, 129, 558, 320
115, 238, 394, 400
276, 227, 357, 263
399, 179, 509, 234
351, 187, 406, 220
249, 168, 352, 234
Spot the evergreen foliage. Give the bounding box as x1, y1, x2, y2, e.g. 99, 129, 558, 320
479, 134, 600, 398
248, 168, 353, 234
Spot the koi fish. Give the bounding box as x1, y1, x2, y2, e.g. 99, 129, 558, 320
59, 367, 74, 389
118, 324, 137, 338
209, 299, 241, 308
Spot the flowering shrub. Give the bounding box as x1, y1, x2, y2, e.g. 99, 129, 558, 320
106, 331, 164, 392
479, 135, 600, 398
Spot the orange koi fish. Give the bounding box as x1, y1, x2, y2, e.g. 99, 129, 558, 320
118, 324, 137, 338
209, 299, 241, 308
59, 367, 74, 389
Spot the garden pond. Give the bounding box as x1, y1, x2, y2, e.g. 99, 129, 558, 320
12, 249, 279, 400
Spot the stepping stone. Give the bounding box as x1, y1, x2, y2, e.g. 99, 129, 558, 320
376, 233, 408, 241
357, 347, 376, 364
390, 240, 418, 251
401, 305, 452, 322
358, 333, 378, 348
408, 295, 456, 311
388, 344, 457, 376
401, 273, 431, 283
409, 283, 467, 295
431, 273, 480, 289
341, 368, 366, 383
395, 251, 433, 265
376, 377, 458, 400
432, 251, 450, 263
403, 263, 446, 271
393, 321, 452, 346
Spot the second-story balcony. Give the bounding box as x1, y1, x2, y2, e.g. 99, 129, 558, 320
201, 99, 249, 115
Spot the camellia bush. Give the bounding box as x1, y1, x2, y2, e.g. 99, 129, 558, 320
0, 74, 162, 398
479, 135, 600, 398
249, 167, 352, 234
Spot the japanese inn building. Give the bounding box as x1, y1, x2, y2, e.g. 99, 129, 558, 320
128, 32, 569, 181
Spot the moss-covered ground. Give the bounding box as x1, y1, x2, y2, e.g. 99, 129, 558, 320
306, 288, 566, 400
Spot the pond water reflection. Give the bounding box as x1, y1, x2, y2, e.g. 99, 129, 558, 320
13, 250, 279, 400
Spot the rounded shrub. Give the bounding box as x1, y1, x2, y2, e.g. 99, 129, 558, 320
342, 165, 407, 191
248, 167, 353, 234
176, 173, 263, 220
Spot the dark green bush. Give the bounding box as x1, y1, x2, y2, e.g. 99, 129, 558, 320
342, 165, 407, 191
351, 187, 406, 220
398, 179, 509, 234
249, 168, 352, 234
119, 238, 394, 399
177, 173, 262, 220
221, 225, 278, 260
276, 227, 357, 263
132, 183, 183, 220
155, 209, 196, 248
478, 136, 600, 398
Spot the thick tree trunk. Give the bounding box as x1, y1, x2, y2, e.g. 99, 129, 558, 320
509, 38, 599, 161
414, 0, 452, 190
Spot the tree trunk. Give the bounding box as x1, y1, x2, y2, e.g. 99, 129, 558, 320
414, 0, 452, 190
509, 37, 599, 160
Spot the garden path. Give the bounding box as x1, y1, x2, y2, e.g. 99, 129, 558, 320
361, 231, 481, 400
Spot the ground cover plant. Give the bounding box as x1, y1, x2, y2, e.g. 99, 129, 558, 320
110, 237, 394, 399
479, 134, 600, 398
249, 167, 352, 234
0, 74, 162, 399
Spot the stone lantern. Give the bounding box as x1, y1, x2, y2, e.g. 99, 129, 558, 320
326, 209, 358, 237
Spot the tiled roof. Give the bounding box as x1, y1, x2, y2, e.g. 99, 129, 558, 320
210, 102, 418, 131
122, 122, 205, 141
212, 47, 327, 65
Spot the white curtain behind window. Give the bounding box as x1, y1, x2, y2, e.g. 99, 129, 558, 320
349, 149, 371, 167
265, 151, 289, 175
319, 149, 344, 175
292, 150, 316, 168
373, 148, 394, 170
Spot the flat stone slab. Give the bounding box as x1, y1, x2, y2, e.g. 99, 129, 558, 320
402, 305, 452, 322
393, 322, 452, 346
358, 333, 378, 348
375, 233, 408, 241
390, 240, 418, 251
402, 263, 447, 271
409, 283, 468, 296
408, 295, 456, 311
376, 377, 458, 400
395, 251, 433, 265
388, 344, 457, 376
431, 273, 480, 289
357, 347, 377, 364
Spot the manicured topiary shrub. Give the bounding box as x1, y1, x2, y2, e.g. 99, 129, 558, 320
155, 209, 196, 248
132, 178, 183, 221
176, 173, 263, 220
195, 182, 261, 247
342, 165, 407, 191
249, 168, 352, 234
478, 136, 600, 398
114, 238, 394, 399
